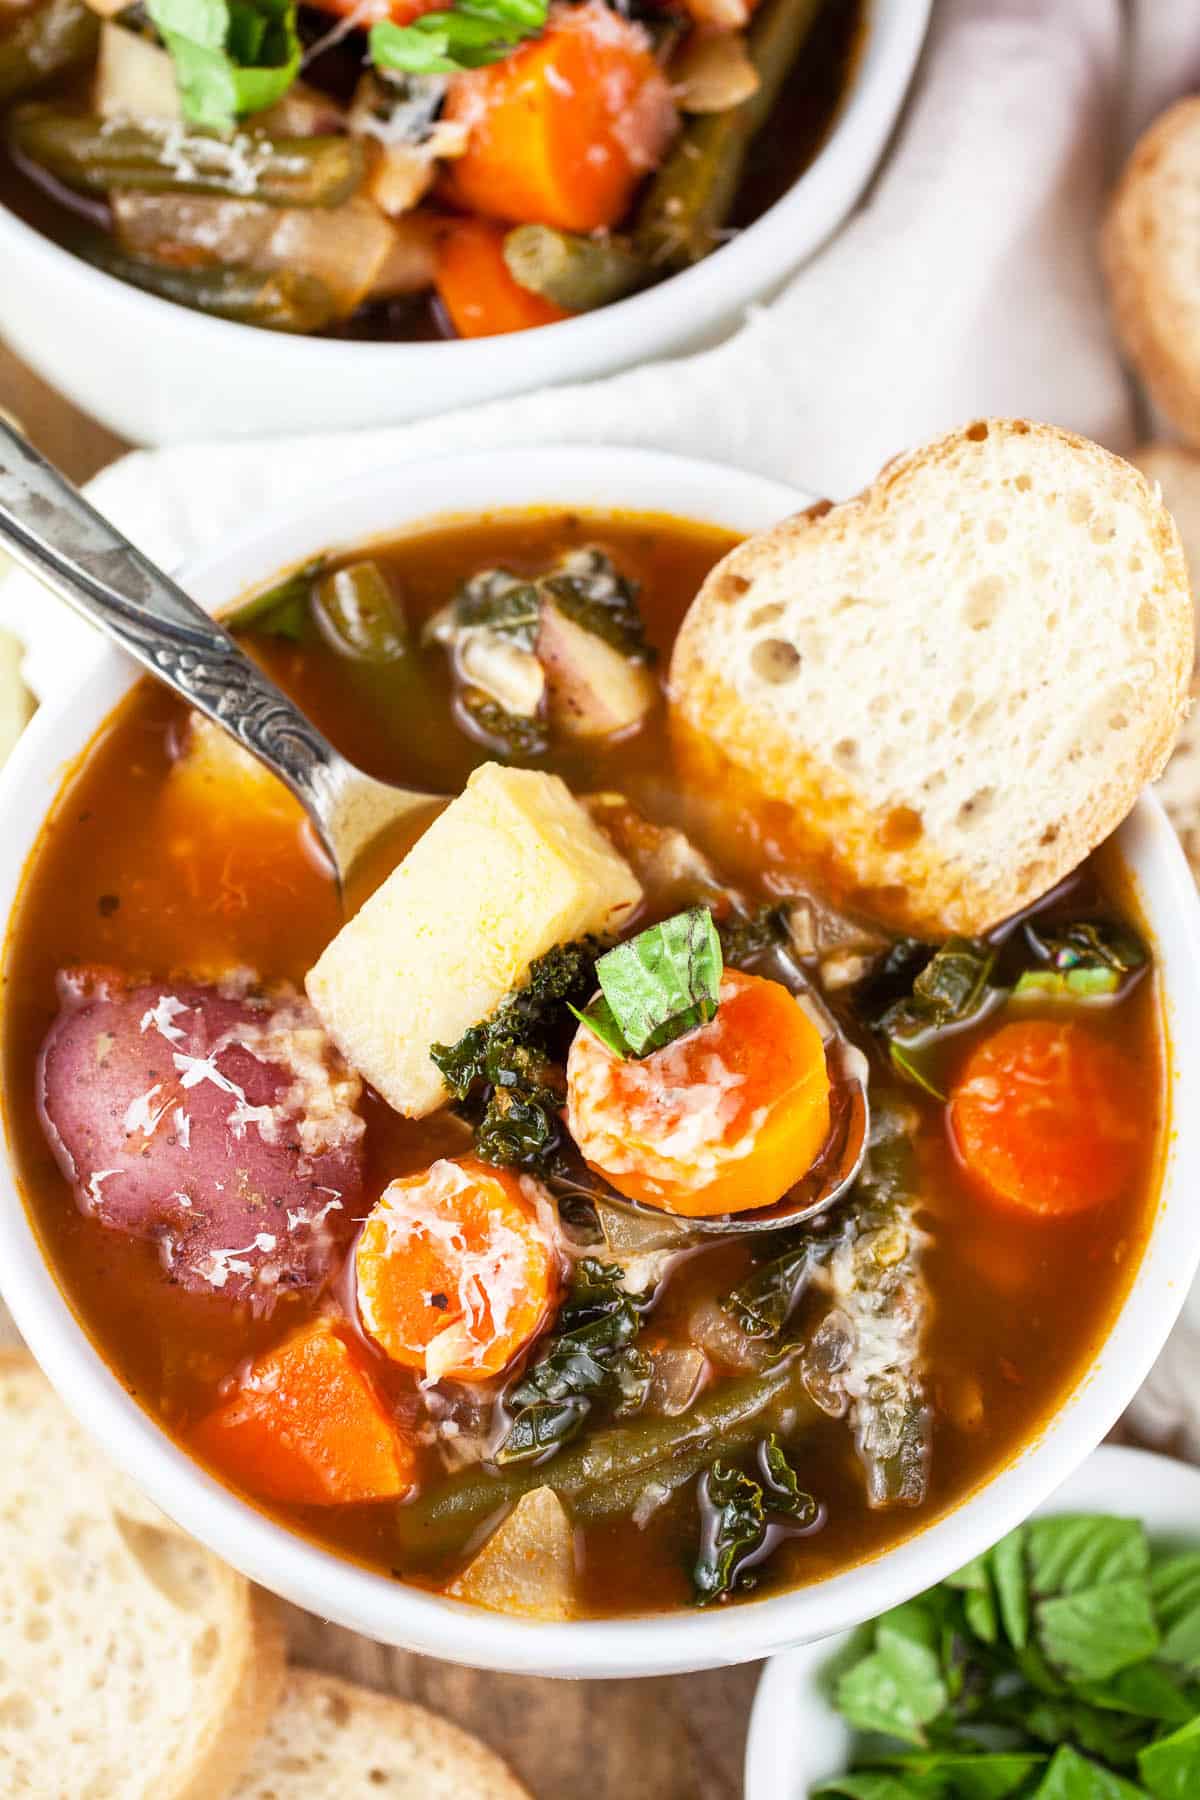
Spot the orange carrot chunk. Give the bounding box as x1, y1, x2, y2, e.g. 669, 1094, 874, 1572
355, 1157, 560, 1382
443, 2, 677, 232
191, 1316, 415, 1507
435, 218, 569, 338
948, 1018, 1142, 1218
565, 967, 832, 1219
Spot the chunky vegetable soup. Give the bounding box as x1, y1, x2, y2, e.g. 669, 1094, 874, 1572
3, 510, 1164, 1618
0, 0, 862, 339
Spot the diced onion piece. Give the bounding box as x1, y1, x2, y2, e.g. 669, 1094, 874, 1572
110, 191, 399, 317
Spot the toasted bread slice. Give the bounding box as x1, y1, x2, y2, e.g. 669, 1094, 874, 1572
0, 1353, 284, 1800
1104, 101, 1200, 448
231, 1669, 531, 1799
1134, 443, 1200, 872
669, 420, 1192, 937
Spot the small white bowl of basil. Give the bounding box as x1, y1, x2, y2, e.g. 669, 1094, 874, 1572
745, 1445, 1200, 1800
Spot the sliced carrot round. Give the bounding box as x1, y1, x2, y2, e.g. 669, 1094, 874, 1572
947, 1018, 1143, 1218
443, 2, 677, 233
434, 218, 569, 339
355, 1157, 559, 1382
191, 1316, 415, 1507
565, 968, 832, 1219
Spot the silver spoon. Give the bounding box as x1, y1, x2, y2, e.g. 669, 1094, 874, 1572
0, 416, 438, 896
0, 418, 869, 1231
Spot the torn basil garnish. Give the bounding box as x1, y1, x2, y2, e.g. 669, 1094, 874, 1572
495, 1258, 652, 1465
693, 1434, 818, 1605
571, 906, 724, 1059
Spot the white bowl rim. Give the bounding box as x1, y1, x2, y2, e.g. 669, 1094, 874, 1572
0, 0, 931, 368
0, 443, 1196, 1679
744, 1444, 1200, 1800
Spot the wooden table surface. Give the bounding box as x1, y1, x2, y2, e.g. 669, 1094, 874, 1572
0, 334, 759, 1800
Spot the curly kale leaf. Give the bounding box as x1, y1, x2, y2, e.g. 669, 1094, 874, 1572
717, 904, 791, 969
496, 1258, 653, 1465
693, 1435, 817, 1605
723, 1235, 822, 1340
459, 689, 550, 758
430, 940, 600, 1172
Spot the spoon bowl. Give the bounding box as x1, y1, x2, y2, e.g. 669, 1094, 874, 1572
0, 417, 437, 898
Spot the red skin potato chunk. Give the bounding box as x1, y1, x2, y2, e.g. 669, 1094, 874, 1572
38, 967, 365, 1312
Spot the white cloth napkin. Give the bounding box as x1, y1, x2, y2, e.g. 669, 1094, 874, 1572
5, 0, 1200, 1445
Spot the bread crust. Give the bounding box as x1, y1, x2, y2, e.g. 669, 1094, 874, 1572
231, 1669, 533, 1799
1104, 100, 1200, 448
669, 420, 1193, 937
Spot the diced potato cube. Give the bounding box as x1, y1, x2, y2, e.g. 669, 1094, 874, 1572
306, 762, 642, 1117
449, 1486, 578, 1621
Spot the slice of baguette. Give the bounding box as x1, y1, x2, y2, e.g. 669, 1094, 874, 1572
231, 1670, 532, 1799
669, 419, 1192, 937
1104, 100, 1200, 448
1133, 443, 1200, 871
0, 1353, 285, 1800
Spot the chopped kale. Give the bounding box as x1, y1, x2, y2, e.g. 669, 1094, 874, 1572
717, 904, 791, 968
693, 1434, 817, 1604
496, 1258, 653, 1465
723, 1234, 821, 1340
450, 569, 542, 647
459, 688, 550, 758
430, 939, 601, 1172
226, 556, 323, 641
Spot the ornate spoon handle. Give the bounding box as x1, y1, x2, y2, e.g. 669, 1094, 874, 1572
0, 415, 352, 837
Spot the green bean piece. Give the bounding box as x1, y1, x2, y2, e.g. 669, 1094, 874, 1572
8, 106, 363, 206
502, 225, 647, 313
634, 0, 823, 270
225, 558, 324, 637
75, 239, 339, 332
0, 0, 98, 104
313, 561, 408, 663
394, 1358, 813, 1568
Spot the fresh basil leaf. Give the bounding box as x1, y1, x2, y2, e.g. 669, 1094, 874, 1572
566, 993, 629, 1059
495, 1258, 651, 1464
579, 906, 723, 1059
947, 1552, 1000, 1645
1151, 1554, 1200, 1672
881, 1754, 1045, 1799
148, 0, 299, 131
1022, 1696, 1149, 1765
1029, 1745, 1149, 1799
1075, 1665, 1194, 1725
991, 1525, 1032, 1650
812, 1777, 947, 1800
835, 1601, 950, 1746
1029, 1517, 1150, 1597
1037, 1579, 1160, 1682
370, 0, 546, 75
1138, 1713, 1200, 1798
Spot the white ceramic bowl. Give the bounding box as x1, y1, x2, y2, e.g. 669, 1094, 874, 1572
745, 1444, 1200, 1800
0, 0, 929, 445
0, 446, 1197, 1680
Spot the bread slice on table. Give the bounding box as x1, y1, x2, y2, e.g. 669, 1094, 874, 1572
1133, 442, 1200, 874
0, 1353, 284, 1800
1104, 100, 1200, 448
669, 419, 1192, 938
231, 1669, 532, 1799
